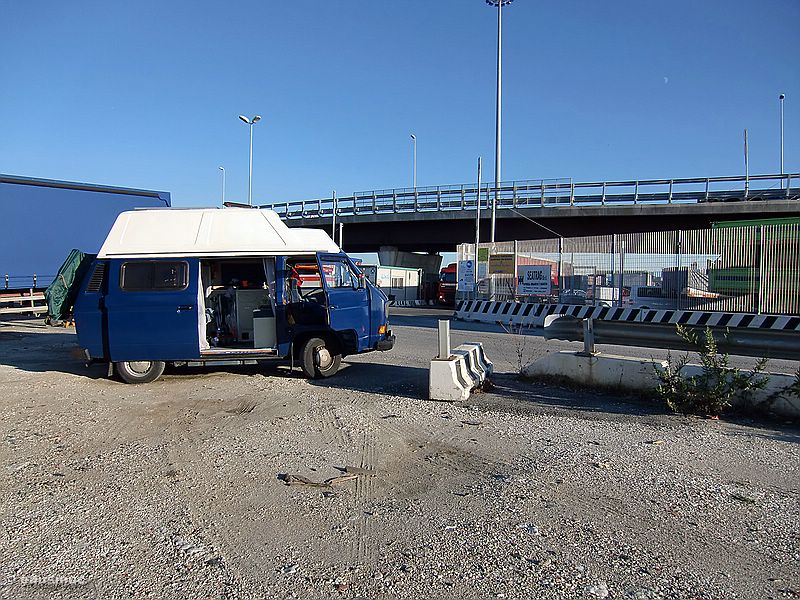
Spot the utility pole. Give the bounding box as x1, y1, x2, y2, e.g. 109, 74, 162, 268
475, 157, 482, 296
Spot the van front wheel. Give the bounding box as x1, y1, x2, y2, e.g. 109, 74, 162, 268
300, 337, 341, 379
115, 360, 166, 384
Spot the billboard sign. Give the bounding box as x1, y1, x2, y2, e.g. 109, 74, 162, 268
518, 265, 552, 295
457, 260, 475, 292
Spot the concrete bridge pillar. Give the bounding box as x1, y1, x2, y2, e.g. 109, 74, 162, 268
378, 246, 443, 300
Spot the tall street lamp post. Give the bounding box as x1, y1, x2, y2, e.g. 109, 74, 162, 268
410, 133, 417, 189
218, 166, 225, 205
779, 94, 785, 174
238, 114, 262, 205
486, 0, 513, 244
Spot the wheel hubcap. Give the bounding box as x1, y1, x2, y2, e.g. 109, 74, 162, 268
315, 347, 332, 370
128, 361, 152, 374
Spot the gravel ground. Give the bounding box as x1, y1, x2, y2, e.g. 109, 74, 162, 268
0, 313, 798, 599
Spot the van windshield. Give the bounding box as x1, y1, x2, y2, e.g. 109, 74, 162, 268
440, 272, 456, 284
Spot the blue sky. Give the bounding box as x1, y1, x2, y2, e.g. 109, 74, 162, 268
1, 0, 798, 210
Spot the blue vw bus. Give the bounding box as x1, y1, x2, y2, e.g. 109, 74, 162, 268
73, 208, 394, 383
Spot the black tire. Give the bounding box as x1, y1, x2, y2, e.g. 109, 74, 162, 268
300, 337, 341, 379
115, 360, 166, 384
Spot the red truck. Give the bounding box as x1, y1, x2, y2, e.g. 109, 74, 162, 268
437, 263, 457, 305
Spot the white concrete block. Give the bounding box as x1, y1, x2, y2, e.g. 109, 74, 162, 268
452, 349, 482, 386
522, 351, 667, 391
679, 365, 799, 418
523, 352, 800, 419
429, 358, 471, 402
460, 342, 494, 376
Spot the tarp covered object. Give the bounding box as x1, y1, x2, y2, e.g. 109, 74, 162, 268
45, 249, 96, 323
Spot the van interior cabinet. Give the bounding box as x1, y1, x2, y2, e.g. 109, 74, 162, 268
233, 289, 269, 342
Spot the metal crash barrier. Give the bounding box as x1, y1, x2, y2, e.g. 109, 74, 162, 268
543, 315, 800, 362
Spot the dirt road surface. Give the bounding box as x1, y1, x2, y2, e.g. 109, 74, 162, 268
1, 310, 798, 599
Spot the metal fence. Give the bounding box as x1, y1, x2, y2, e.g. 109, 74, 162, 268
456, 222, 800, 315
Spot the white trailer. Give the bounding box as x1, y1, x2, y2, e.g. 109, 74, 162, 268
361, 265, 421, 302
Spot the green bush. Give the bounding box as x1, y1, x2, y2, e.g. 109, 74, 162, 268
655, 325, 769, 416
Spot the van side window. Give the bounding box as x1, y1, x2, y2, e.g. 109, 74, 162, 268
121, 261, 188, 291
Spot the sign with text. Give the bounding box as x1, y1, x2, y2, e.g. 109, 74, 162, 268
517, 265, 552, 295
457, 260, 475, 292
489, 253, 515, 275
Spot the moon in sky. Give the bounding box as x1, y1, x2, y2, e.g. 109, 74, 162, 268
664, 76, 669, 84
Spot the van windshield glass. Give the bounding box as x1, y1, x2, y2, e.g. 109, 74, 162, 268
440, 272, 456, 284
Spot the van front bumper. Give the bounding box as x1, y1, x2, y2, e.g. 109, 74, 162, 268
377, 331, 395, 351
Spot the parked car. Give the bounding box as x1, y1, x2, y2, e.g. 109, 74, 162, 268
625, 285, 676, 310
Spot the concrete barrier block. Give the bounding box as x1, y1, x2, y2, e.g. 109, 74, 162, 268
452, 349, 482, 386
679, 365, 800, 419
429, 358, 472, 402
460, 342, 493, 377
522, 351, 668, 391
523, 352, 800, 419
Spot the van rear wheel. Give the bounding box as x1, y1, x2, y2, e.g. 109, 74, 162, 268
115, 360, 166, 384
300, 337, 341, 379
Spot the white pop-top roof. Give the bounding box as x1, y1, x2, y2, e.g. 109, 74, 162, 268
97, 208, 340, 258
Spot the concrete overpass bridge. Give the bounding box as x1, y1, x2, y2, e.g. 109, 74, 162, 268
260, 173, 799, 255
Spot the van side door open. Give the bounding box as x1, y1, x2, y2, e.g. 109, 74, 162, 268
317, 253, 370, 353
105, 258, 201, 361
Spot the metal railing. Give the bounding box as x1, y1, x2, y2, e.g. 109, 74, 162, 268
457, 222, 800, 316
260, 173, 799, 220
3, 274, 54, 291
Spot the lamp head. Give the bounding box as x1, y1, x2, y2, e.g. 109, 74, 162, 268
779, 94, 785, 100
410, 133, 416, 140
238, 115, 250, 124
485, 0, 513, 6
252, 115, 262, 123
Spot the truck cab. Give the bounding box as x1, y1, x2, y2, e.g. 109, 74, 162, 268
437, 263, 457, 305
73, 208, 394, 383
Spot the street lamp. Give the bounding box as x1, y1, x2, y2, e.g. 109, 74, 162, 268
779, 94, 785, 174
485, 0, 513, 244
218, 166, 225, 205
238, 114, 262, 205
410, 133, 417, 189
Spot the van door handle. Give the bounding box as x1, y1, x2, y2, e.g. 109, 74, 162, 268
176, 305, 194, 312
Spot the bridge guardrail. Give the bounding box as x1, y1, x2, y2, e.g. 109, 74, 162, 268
261, 173, 799, 220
